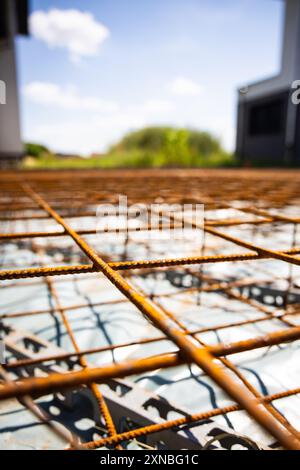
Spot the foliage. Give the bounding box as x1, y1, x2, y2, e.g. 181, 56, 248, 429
108, 126, 229, 167
24, 142, 49, 158
22, 127, 235, 169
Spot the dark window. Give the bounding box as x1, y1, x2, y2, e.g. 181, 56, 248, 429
0, 1, 29, 39
0, 2, 8, 39
16, 0, 29, 36
249, 99, 284, 136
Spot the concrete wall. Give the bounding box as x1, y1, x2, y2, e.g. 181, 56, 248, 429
0, 0, 23, 163
237, 90, 290, 165
236, 0, 300, 165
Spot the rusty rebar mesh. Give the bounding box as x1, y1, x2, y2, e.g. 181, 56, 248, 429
1, 169, 300, 450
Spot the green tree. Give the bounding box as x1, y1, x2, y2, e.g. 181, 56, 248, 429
109, 126, 231, 167
24, 142, 49, 158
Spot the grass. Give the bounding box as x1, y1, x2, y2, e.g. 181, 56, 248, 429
22, 127, 236, 169
22, 150, 236, 170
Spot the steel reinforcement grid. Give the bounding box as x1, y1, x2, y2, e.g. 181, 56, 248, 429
1, 169, 300, 450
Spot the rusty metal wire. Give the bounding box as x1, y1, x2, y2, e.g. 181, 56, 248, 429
1, 169, 300, 450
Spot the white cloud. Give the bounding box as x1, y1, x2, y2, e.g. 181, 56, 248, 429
169, 77, 203, 96
23, 82, 119, 112
141, 99, 175, 114
24, 116, 235, 156
22, 82, 177, 154
29, 9, 110, 62
25, 114, 147, 156
23, 80, 235, 154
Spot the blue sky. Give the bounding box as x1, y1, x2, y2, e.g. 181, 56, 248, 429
17, 0, 283, 155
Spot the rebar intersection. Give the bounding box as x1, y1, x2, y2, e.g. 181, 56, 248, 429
1, 169, 300, 450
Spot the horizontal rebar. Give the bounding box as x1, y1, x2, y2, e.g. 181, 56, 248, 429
2, 169, 300, 450
1, 247, 300, 281
3, 325, 300, 398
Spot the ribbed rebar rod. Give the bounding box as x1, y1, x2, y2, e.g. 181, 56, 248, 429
17, 182, 300, 450
1, 247, 300, 281
79, 386, 300, 450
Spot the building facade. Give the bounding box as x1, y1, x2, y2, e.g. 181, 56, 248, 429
0, 0, 29, 166
236, 0, 300, 166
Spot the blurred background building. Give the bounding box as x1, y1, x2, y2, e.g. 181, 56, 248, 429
2, 1, 300, 167
236, 0, 300, 166
0, 0, 29, 166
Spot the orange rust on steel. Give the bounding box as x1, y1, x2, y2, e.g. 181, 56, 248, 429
5, 292, 300, 370
0, 275, 276, 319
0, 223, 184, 240
43, 274, 120, 444
132, 278, 299, 439
187, 268, 295, 328
205, 226, 300, 267
0, 210, 99, 221
0, 271, 288, 324
80, 386, 300, 450
226, 203, 300, 225
3, 336, 300, 449
5, 306, 300, 370
3, 170, 300, 448
1, 247, 300, 281
0, 270, 281, 307
160, 204, 300, 267
0, 354, 186, 402
18, 182, 300, 450
225, 285, 295, 328
3, 326, 300, 405
0, 366, 80, 449
0, 297, 127, 319
30, 236, 120, 446
0, 218, 272, 241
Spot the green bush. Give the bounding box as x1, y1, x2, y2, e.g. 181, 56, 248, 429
24, 142, 49, 158
108, 126, 233, 167
22, 127, 235, 169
